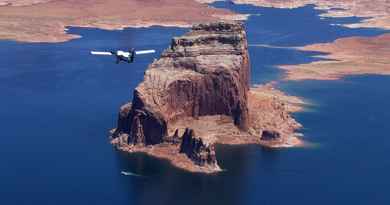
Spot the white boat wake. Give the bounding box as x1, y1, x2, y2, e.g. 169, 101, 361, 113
120, 171, 143, 177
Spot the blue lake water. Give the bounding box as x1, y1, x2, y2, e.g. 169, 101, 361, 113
1, 3, 389, 205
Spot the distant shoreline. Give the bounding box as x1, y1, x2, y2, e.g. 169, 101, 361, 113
278, 34, 390, 81
231, 0, 390, 30
0, 0, 244, 43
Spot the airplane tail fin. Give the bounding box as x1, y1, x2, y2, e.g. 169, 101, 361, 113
129, 48, 136, 63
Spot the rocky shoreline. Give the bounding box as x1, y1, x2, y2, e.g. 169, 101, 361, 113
110, 22, 305, 173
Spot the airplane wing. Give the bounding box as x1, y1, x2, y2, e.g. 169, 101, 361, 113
135, 50, 156, 55
91, 51, 113, 55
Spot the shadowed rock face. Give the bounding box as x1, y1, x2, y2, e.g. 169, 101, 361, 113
114, 102, 167, 145
261, 130, 281, 141
113, 21, 250, 167
179, 128, 218, 167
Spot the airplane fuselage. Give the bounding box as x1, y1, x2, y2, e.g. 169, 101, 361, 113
113, 50, 135, 64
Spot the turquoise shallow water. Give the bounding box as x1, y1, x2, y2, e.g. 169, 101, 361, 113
0, 2, 389, 205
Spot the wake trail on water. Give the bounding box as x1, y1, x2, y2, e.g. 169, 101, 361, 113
120, 171, 144, 177
248, 44, 299, 49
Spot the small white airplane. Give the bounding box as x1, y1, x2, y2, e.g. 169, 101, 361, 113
91, 48, 156, 64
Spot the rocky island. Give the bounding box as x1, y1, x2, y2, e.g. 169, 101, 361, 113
111, 22, 304, 173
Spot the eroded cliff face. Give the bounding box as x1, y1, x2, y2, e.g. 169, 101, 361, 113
111, 22, 303, 173
179, 128, 218, 168
139, 22, 250, 131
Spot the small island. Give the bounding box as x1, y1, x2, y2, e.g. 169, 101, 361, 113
110, 22, 305, 173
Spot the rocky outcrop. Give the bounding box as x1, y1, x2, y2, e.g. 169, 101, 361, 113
179, 128, 218, 168
111, 21, 303, 172
112, 21, 250, 169
114, 102, 166, 145
147, 21, 250, 130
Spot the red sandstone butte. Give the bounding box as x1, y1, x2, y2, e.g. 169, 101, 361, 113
111, 22, 303, 173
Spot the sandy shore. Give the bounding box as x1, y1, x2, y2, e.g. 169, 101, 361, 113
280, 34, 390, 81
0, 0, 245, 42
